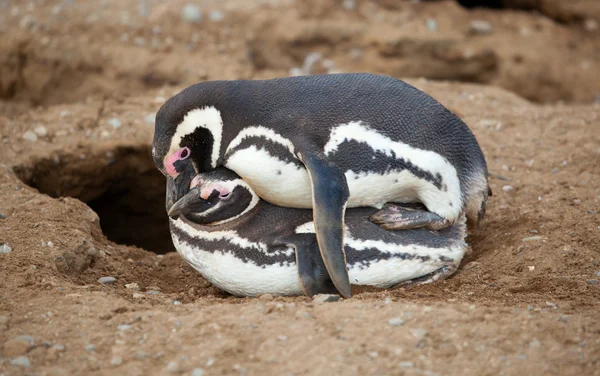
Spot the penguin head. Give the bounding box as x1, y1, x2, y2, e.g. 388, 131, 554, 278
167, 167, 259, 225
152, 82, 229, 206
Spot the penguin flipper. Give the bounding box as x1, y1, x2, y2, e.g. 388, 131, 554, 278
297, 151, 352, 298
278, 234, 339, 297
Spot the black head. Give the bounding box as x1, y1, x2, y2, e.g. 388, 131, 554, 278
167, 167, 259, 225
152, 81, 233, 206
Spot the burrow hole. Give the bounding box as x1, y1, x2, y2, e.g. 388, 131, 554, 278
14, 145, 175, 254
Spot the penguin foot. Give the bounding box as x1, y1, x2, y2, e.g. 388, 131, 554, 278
391, 263, 459, 289
370, 204, 449, 231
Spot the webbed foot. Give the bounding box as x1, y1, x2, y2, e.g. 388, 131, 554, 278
370, 203, 450, 231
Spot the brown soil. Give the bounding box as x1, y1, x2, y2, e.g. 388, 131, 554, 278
1, 1, 599, 375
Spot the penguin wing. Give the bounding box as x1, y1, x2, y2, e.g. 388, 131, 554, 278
274, 233, 338, 297
296, 150, 352, 298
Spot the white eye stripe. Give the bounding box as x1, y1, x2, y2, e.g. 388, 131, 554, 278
168, 106, 223, 168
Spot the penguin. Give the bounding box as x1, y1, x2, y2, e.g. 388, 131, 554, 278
152, 72, 490, 298
166, 167, 469, 298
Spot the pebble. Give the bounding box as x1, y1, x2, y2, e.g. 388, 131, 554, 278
173, 300, 182, 305
34, 125, 48, 137
522, 236, 543, 242
111, 357, 123, 366
209, 10, 224, 22
342, 0, 356, 10
463, 261, 481, 270
107, 118, 122, 129
51, 344, 66, 352
132, 293, 145, 299
259, 293, 274, 301
146, 290, 161, 295
502, 185, 514, 193
191, 369, 205, 376
426, 19, 438, 32
470, 20, 493, 34
3, 335, 34, 357
0, 213, 6, 219
410, 328, 428, 341
181, 4, 202, 23
528, 265, 535, 271
144, 113, 156, 125
125, 282, 139, 290
85, 344, 96, 352
388, 317, 405, 327
22, 130, 38, 142
588, 210, 598, 215
98, 276, 117, 284
0, 243, 12, 253
558, 315, 569, 323
117, 324, 132, 331
165, 361, 180, 373
587, 279, 599, 285
313, 294, 341, 303
10, 356, 30, 368
399, 361, 415, 368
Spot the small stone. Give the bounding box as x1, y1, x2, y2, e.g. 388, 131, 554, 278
0, 244, 12, 253
588, 210, 598, 215
117, 324, 132, 331
584, 18, 598, 31
502, 185, 514, 193
98, 276, 117, 284
165, 361, 180, 373
426, 19, 438, 32
470, 20, 493, 34
133, 351, 150, 359
573, 199, 582, 206
522, 236, 543, 242
107, 118, 121, 129
558, 315, 569, 323
173, 300, 182, 305
144, 113, 156, 125
209, 10, 224, 22
125, 282, 139, 290
463, 261, 481, 270
587, 279, 599, 285
34, 125, 48, 137
51, 344, 66, 352
146, 290, 161, 295
181, 4, 202, 23
259, 294, 274, 301
85, 344, 96, 352
3, 336, 33, 357
388, 317, 405, 327
313, 294, 341, 303
528, 265, 535, 271
47, 241, 54, 247
399, 361, 414, 368
23, 130, 38, 142
342, 0, 356, 10
545, 301, 557, 309
191, 369, 205, 376
0, 213, 6, 219
10, 356, 30, 368
111, 357, 123, 366
133, 293, 145, 299
410, 328, 428, 341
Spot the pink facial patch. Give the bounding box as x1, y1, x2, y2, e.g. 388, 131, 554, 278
200, 183, 231, 200
164, 147, 190, 178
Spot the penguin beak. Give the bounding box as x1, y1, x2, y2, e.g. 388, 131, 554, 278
165, 161, 197, 215
167, 187, 213, 218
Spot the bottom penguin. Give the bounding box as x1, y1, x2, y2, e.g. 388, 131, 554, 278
166, 168, 469, 298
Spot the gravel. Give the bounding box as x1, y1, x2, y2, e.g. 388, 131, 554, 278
111, 357, 123, 366
313, 294, 341, 303
107, 118, 122, 129
0, 243, 12, 253
22, 130, 38, 142
587, 279, 599, 285
10, 356, 31, 368
470, 20, 493, 34
85, 344, 96, 352
117, 324, 132, 331
191, 369, 205, 376
34, 125, 48, 137
522, 236, 543, 242
388, 317, 405, 327
502, 185, 514, 192
209, 10, 224, 22
98, 276, 117, 284
259, 294, 274, 301
181, 4, 202, 23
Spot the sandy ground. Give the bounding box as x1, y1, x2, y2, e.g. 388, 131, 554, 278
1, 1, 599, 375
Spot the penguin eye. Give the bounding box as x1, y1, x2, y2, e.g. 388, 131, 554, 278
179, 147, 190, 160
219, 192, 231, 200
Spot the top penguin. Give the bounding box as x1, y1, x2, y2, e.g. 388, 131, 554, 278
152, 72, 490, 298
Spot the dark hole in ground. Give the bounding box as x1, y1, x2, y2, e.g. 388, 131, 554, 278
14, 145, 175, 254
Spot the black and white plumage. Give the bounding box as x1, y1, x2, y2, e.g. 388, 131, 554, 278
152, 73, 490, 298
167, 168, 469, 297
